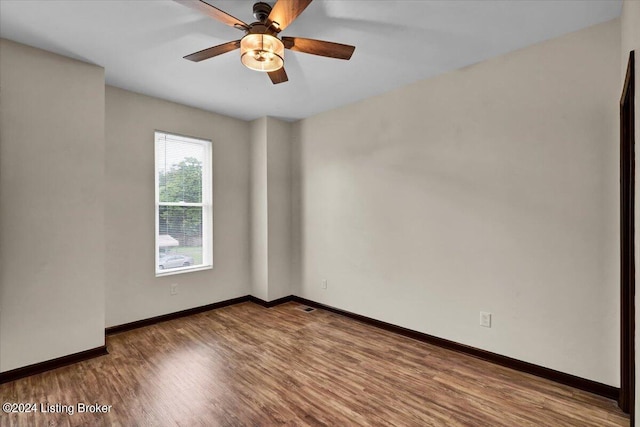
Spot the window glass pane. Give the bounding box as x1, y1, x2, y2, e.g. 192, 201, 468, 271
157, 135, 204, 204
158, 206, 203, 270
155, 131, 211, 276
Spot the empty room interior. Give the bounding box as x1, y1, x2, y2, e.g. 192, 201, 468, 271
0, 0, 639, 425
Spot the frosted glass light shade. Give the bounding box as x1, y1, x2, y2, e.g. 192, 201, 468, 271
240, 34, 284, 72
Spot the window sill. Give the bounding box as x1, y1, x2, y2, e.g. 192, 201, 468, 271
155, 264, 212, 277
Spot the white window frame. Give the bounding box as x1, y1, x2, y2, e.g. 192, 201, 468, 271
154, 131, 213, 276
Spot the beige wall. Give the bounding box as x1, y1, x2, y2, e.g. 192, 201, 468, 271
621, 0, 640, 416
292, 19, 621, 385
105, 87, 251, 327
266, 118, 293, 301
0, 39, 106, 371
250, 117, 293, 301
250, 117, 269, 301
621, 0, 640, 67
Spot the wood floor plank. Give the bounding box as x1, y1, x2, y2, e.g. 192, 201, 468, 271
0, 302, 629, 426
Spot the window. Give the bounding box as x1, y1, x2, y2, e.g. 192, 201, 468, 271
155, 131, 212, 275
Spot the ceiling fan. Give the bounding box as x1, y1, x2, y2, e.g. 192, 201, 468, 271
174, 0, 355, 84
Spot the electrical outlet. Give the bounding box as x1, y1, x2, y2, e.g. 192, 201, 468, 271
321, 279, 327, 289
480, 312, 492, 328
170, 284, 178, 296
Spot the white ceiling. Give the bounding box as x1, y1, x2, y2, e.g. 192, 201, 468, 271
0, 0, 621, 121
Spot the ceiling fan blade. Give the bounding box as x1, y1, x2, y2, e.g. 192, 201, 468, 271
268, 68, 288, 84
174, 0, 249, 30
268, 0, 313, 32
184, 40, 241, 62
282, 37, 355, 60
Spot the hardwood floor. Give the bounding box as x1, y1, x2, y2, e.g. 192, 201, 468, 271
0, 302, 629, 426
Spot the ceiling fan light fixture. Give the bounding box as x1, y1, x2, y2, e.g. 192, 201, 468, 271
240, 33, 284, 72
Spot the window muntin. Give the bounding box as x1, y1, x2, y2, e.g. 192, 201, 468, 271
155, 131, 212, 276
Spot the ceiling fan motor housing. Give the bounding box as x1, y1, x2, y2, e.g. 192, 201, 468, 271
253, 2, 272, 22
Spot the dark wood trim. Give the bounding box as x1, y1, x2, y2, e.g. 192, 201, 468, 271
105, 295, 294, 335
622, 51, 636, 107
291, 296, 619, 400
248, 295, 294, 308
105, 293, 621, 400
5, 293, 620, 400
105, 295, 251, 335
620, 49, 636, 421
0, 346, 108, 385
